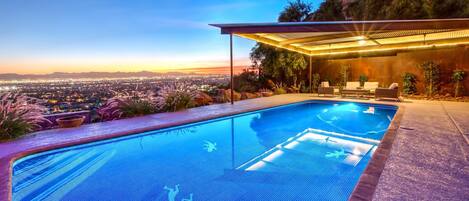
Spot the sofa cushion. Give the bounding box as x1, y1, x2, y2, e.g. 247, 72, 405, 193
364, 82, 379, 90
389, 83, 399, 89
321, 81, 330, 87
345, 82, 360, 89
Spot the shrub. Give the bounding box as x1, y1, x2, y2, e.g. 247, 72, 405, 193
159, 91, 195, 112
98, 97, 157, 120
0, 93, 50, 140
120, 99, 157, 117
312, 73, 320, 92
402, 73, 417, 95
419, 61, 440, 97
274, 87, 287, 95
98, 97, 125, 121
300, 85, 311, 93
359, 74, 368, 87
233, 71, 261, 93
452, 70, 466, 97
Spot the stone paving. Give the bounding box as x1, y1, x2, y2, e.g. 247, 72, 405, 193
373, 100, 469, 201
0, 94, 468, 201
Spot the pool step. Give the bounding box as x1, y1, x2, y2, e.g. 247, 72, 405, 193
12, 149, 115, 201
237, 130, 375, 175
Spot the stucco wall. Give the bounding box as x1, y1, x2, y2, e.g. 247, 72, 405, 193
315, 46, 469, 95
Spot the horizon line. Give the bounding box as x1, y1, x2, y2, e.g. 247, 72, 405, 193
0, 65, 250, 76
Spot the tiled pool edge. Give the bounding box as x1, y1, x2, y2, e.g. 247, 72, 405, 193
349, 105, 405, 201
0, 95, 401, 201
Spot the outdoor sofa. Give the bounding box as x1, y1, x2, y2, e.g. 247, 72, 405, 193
340, 82, 369, 98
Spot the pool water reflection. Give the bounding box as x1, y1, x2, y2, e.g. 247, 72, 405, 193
12, 101, 397, 201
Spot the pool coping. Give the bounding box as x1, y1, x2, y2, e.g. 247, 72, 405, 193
0, 95, 402, 201
349, 104, 405, 201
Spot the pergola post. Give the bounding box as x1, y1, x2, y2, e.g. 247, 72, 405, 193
309, 56, 312, 93
230, 33, 234, 104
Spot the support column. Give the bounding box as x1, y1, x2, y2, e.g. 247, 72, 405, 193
309, 56, 312, 93
230, 34, 234, 104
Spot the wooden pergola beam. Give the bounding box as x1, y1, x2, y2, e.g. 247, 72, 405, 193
237, 34, 312, 55
279, 32, 360, 45
211, 19, 469, 34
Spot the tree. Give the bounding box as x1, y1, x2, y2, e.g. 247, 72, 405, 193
419, 61, 440, 97
278, 51, 307, 87
452, 70, 466, 97
279, 0, 312, 22
250, 0, 310, 87
250, 0, 311, 87
314, 0, 469, 20
385, 0, 427, 19
341, 0, 469, 20
345, 0, 392, 20
310, 0, 345, 21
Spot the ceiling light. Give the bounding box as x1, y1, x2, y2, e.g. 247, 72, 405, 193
358, 39, 367, 45
356, 36, 367, 45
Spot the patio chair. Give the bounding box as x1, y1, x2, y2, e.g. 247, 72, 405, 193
375, 83, 400, 101
363, 82, 379, 94
318, 81, 334, 96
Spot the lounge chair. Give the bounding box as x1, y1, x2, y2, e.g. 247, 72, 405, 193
375, 83, 399, 101
363, 82, 379, 94
318, 81, 334, 96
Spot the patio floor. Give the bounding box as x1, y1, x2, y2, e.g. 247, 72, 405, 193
373, 100, 469, 201
0, 94, 468, 200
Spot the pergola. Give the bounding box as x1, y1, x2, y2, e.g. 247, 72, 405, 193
211, 18, 469, 104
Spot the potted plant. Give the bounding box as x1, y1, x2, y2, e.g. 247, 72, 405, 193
56, 115, 86, 128
402, 72, 417, 95
359, 74, 368, 87
452, 70, 466, 97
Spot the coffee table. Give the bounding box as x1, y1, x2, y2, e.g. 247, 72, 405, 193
340, 89, 370, 98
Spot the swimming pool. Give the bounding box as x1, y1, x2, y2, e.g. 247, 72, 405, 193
12, 100, 397, 201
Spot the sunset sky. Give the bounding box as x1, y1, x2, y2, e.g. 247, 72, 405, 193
0, 0, 321, 74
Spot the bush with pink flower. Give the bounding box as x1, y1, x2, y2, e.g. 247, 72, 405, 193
97, 88, 198, 121
0, 93, 50, 140
98, 92, 159, 121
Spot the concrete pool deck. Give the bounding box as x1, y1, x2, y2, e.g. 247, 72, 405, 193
0, 94, 468, 200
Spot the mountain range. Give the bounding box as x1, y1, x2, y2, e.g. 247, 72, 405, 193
0, 71, 194, 80
0, 66, 247, 80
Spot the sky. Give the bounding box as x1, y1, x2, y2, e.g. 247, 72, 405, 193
0, 0, 321, 74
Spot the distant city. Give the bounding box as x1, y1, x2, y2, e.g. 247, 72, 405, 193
0, 72, 231, 114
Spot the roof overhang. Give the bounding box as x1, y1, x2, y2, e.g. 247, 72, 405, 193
211, 18, 469, 58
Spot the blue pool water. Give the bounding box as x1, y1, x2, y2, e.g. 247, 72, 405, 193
12, 101, 397, 201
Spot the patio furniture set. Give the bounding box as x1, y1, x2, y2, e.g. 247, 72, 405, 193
318, 81, 400, 101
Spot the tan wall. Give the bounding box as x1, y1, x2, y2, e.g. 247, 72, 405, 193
315, 46, 469, 95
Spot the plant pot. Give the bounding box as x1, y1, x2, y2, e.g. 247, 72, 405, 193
56, 115, 85, 128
